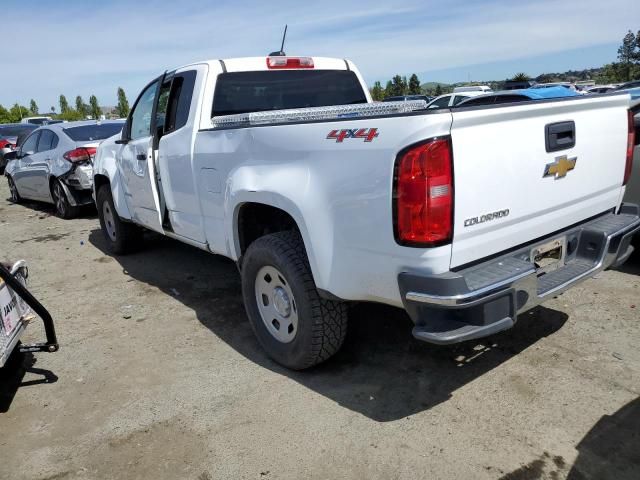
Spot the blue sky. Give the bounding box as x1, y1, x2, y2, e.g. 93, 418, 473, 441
2, 0, 638, 110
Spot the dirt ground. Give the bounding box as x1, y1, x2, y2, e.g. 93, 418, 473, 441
0, 178, 639, 480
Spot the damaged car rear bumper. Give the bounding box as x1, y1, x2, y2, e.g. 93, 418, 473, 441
398, 204, 640, 345
59, 163, 94, 207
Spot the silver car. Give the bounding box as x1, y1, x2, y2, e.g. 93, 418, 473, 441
4, 120, 124, 218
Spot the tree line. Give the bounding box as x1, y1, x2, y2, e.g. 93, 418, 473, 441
0, 87, 131, 124
509, 29, 640, 85
369, 73, 425, 101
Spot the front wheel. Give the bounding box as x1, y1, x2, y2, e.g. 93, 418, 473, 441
96, 185, 143, 254
241, 231, 348, 370
51, 179, 79, 219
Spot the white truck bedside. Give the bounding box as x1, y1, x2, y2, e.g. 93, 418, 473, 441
93, 55, 640, 369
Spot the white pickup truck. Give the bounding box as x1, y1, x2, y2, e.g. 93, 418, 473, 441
93, 55, 640, 369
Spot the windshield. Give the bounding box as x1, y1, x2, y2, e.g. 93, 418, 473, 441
63, 123, 124, 141
212, 70, 367, 116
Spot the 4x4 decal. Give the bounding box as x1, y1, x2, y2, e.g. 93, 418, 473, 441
326, 128, 379, 143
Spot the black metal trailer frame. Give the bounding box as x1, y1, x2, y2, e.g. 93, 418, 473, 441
0, 262, 58, 362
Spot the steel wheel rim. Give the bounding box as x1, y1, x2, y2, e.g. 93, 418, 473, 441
8, 178, 18, 201
254, 265, 298, 343
53, 182, 66, 216
102, 201, 117, 242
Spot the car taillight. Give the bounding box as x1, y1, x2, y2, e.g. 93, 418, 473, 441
624, 109, 635, 186
394, 138, 453, 246
63, 147, 97, 163
0, 139, 12, 149
266, 56, 314, 69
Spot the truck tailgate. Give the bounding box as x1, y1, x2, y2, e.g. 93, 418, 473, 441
450, 94, 630, 268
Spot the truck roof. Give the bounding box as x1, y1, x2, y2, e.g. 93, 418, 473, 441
177, 56, 352, 73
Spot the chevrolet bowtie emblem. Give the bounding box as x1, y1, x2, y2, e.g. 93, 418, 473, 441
543, 155, 577, 179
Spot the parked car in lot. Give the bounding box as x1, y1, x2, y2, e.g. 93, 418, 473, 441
453, 85, 492, 93
503, 80, 536, 90
614, 80, 640, 91
94, 55, 639, 370
456, 86, 579, 107
0, 123, 38, 174
585, 85, 616, 94
4, 120, 124, 218
20, 116, 53, 125
426, 91, 487, 109
383, 94, 432, 103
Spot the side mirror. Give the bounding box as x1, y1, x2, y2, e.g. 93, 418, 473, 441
3, 151, 17, 161
115, 126, 130, 145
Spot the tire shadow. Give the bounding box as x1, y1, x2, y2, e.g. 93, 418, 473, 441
567, 397, 640, 480
88, 230, 568, 422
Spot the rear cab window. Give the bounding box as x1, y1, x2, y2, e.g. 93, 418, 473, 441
212, 70, 367, 117
63, 123, 124, 141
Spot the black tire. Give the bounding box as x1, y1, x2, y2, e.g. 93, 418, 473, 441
51, 179, 80, 219
7, 175, 21, 203
241, 231, 348, 370
96, 185, 143, 254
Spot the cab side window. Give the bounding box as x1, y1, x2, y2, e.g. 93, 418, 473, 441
130, 80, 160, 140
37, 130, 58, 152
165, 70, 196, 133
20, 132, 40, 156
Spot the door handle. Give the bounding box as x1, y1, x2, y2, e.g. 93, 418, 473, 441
136, 153, 147, 161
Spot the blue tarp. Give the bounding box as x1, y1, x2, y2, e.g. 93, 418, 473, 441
509, 86, 579, 99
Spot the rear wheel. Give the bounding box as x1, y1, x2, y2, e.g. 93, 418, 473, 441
51, 179, 79, 219
241, 231, 348, 370
7, 176, 20, 203
97, 185, 142, 254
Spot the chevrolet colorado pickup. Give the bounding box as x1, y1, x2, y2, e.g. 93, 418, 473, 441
93, 55, 640, 370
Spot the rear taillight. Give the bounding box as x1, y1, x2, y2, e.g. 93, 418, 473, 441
63, 147, 97, 163
394, 138, 454, 246
624, 110, 635, 186
0, 139, 13, 149
266, 56, 314, 69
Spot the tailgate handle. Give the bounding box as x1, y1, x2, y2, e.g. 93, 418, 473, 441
545, 121, 575, 152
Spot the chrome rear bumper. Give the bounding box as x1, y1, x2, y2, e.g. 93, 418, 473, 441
399, 204, 640, 345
